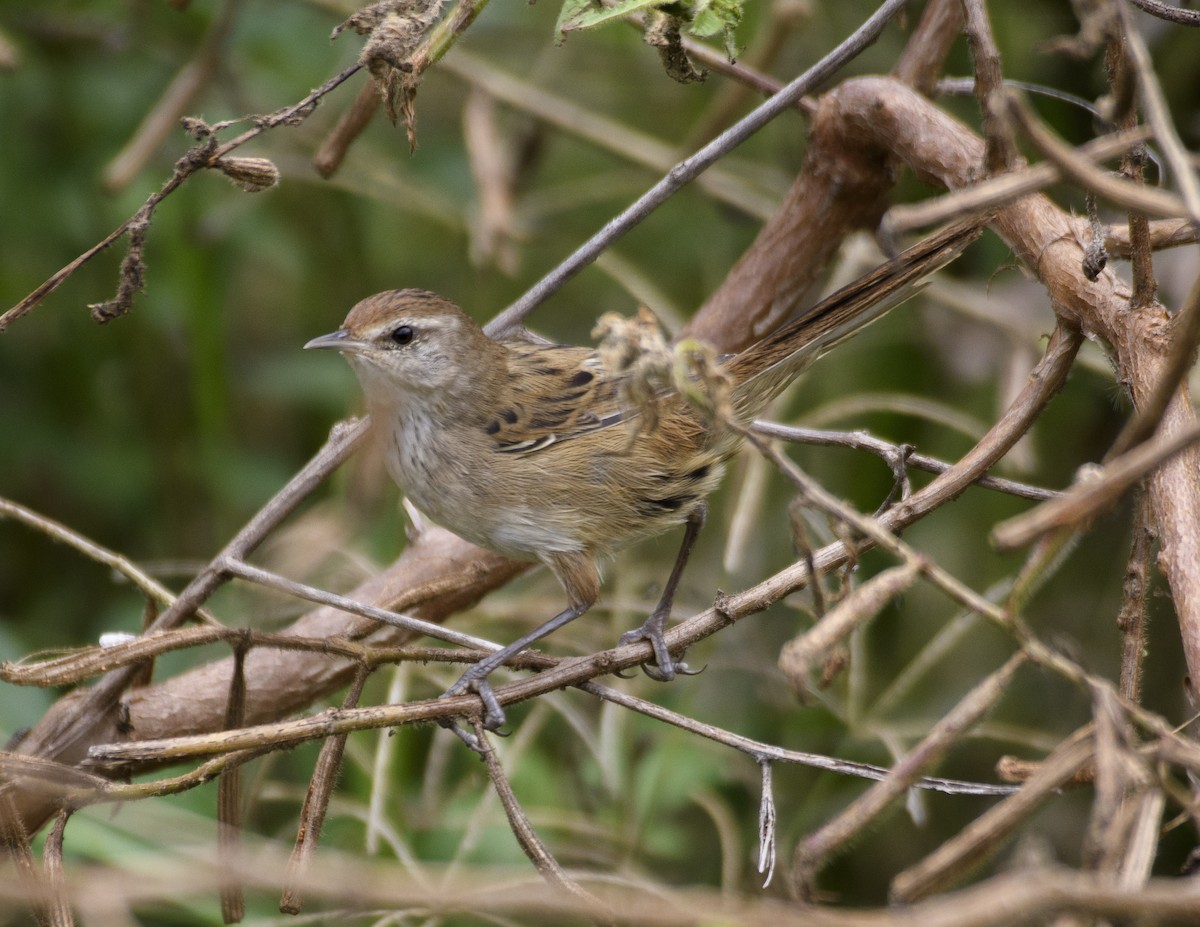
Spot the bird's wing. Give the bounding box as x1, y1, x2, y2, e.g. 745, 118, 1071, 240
481, 341, 630, 455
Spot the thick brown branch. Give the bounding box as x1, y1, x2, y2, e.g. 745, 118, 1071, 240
820, 76, 1200, 685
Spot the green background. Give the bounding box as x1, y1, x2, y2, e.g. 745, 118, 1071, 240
1, 1, 1195, 922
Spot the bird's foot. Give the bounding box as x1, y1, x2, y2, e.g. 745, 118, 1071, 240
438, 671, 508, 751
618, 611, 699, 681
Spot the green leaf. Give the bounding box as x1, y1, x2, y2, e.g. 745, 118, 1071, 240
556, 0, 745, 61
689, 0, 743, 58
556, 0, 668, 39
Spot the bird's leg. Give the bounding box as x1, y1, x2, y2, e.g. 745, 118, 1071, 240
441, 600, 591, 733
619, 502, 707, 682
440, 551, 600, 744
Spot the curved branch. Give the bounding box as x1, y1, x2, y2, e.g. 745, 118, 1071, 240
1127, 0, 1200, 26
824, 75, 1200, 683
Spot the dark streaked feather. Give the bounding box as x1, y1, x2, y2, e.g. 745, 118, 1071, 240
485, 222, 980, 458
486, 342, 628, 454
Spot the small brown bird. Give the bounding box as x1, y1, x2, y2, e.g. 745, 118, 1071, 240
306, 222, 978, 734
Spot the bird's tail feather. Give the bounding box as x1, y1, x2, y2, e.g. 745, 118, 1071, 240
728, 220, 983, 418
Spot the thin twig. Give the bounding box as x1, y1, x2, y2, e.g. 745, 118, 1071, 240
2, 744, 283, 809
960, 0, 1017, 173
993, 417, 1200, 549
40, 808, 71, 927
883, 124, 1154, 234
0, 496, 221, 626
0, 63, 363, 332
1127, 0, 1200, 25
579, 680, 1017, 797
471, 720, 608, 912
1002, 94, 1186, 219
777, 563, 923, 696
220, 556, 498, 650
0, 790, 48, 924
752, 421, 1059, 501
4, 627, 337, 688
893, 0, 964, 95
483, 0, 911, 336
1105, 217, 1198, 254
1085, 686, 1160, 884
312, 78, 380, 178
792, 653, 1027, 898
891, 726, 1096, 902
1115, 2, 1200, 223
281, 663, 371, 915
217, 640, 249, 923
1103, 24, 1157, 308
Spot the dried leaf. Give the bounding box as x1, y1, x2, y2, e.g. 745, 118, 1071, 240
336, 0, 446, 147
644, 12, 707, 84
89, 214, 150, 324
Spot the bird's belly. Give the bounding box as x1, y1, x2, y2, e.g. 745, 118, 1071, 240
407, 484, 585, 561
383, 415, 723, 562
386, 426, 584, 561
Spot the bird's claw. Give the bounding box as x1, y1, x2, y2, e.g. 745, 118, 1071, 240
637, 658, 704, 681
650, 660, 705, 680
440, 718, 483, 751
438, 673, 508, 752
619, 614, 690, 682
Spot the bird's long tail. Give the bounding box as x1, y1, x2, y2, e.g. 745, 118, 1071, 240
727, 220, 983, 419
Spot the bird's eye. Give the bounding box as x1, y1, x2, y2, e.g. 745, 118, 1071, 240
390, 325, 414, 346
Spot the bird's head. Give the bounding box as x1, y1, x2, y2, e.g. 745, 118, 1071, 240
305, 289, 502, 403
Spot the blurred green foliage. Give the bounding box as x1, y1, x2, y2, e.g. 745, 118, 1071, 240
1, 0, 1196, 922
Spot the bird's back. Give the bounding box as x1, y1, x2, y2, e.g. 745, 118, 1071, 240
455, 337, 722, 560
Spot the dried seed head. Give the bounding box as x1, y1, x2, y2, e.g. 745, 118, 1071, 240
214, 156, 280, 193
179, 116, 213, 140
594, 307, 675, 441
672, 338, 732, 424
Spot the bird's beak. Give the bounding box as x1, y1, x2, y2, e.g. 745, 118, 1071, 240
304, 329, 368, 353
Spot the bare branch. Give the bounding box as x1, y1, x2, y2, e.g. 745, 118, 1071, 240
792, 653, 1026, 898
485, 0, 911, 336
960, 0, 1018, 172
891, 727, 1096, 902
992, 417, 1200, 549
753, 421, 1059, 501
1127, 0, 1200, 25
280, 664, 370, 915
1117, 492, 1155, 702
1116, 2, 1200, 222
0, 62, 362, 332
472, 721, 608, 910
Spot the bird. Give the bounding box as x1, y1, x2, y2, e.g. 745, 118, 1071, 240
305, 221, 979, 737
